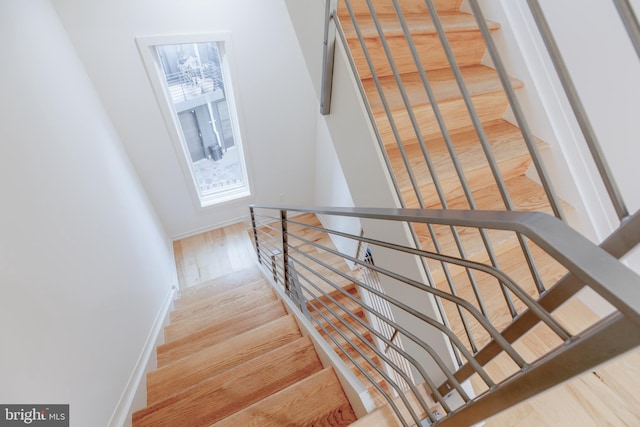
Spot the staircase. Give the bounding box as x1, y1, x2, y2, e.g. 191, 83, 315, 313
337, 0, 575, 354
132, 266, 357, 426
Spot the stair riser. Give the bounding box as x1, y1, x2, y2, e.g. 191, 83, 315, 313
211, 368, 358, 427
375, 92, 510, 144
165, 292, 278, 342
339, 0, 462, 17
347, 30, 489, 78
172, 283, 271, 322
157, 301, 287, 367
176, 267, 264, 306
134, 338, 323, 427
148, 315, 302, 404
398, 154, 533, 209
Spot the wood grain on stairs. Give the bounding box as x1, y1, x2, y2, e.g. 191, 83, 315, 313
339, 0, 462, 17
176, 265, 264, 307
342, 12, 500, 79
156, 299, 287, 366
211, 368, 358, 427
133, 337, 323, 427
365, 65, 524, 142
164, 285, 277, 341
147, 315, 302, 404
349, 382, 441, 427
170, 278, 270, 321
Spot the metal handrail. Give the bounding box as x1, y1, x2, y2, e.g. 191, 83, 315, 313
613, 0, 640, 67
250, 205, 640, 426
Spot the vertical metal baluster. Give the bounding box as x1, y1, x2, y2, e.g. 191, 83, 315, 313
280, 210, 291, 295
249, 206, 261, 264
390, 0, 519, 320
527, 0, 629, 221
613, 0, 640, 59
335, 3, 463, 365
345, 0, 481, 352
321, 0, 338, 115
422, 0, 547, 298
468, 0, 565, 221
364, 0, 495, 330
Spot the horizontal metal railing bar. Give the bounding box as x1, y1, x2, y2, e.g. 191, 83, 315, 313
284, 237, 526, 368
251, 205, 640, 325
435, 208, 640, 395
284, 240, 523, 373
290, 256, 475, 407
298, 277, 439, 421
527, 0, 629, 221
437, 313, 640, 427
285, 220, 572, 341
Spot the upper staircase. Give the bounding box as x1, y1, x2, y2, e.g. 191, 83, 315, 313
334, 0, 576, 359
132, 266, 357, 426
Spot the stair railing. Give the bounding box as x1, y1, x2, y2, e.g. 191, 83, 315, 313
249, 204, 640, 427
319, 0, 639, 371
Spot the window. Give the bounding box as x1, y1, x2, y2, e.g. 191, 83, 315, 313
137, 34, 250, 207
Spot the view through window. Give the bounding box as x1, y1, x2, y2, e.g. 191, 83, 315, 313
155, 40, 249, 206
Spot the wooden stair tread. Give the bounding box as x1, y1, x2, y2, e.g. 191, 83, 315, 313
176, 265, 264, 306
133, 337, 323, 427
339, 0, 463, 17
388, 120, 548, 203
311, 282, 359, 307
211, 368, 358, 427
364, 64, 523, 113
147, 315, 302, 404
156, 299, 287, 366
172, 278, 270, 320
342, 11, 500, 39
308, 293, 365, 326
165, 288, 277, 342
350, 383, 441, 426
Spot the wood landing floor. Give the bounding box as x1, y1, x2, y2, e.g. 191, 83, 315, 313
173, 222, 257, 289
173, 221, 640, 426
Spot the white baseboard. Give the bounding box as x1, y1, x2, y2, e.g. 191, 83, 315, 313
170, 215, 250, 241
107, 286, 177, 427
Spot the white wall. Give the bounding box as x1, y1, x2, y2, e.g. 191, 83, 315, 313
314, 117, 362, 264
531, 0, 640, 230
51, 0, 319, 238
477, 0, 640, 244
0, 1, 177, 425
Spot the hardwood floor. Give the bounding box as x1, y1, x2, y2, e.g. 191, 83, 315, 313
478, 299, 640, 427
173, 222, 257, 290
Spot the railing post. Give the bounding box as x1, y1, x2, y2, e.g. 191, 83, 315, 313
321, 0, 338, 115
249, 206, 261, 264
280, 209, 291, 295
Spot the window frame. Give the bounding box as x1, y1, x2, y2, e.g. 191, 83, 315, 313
136, 32, 252, 208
